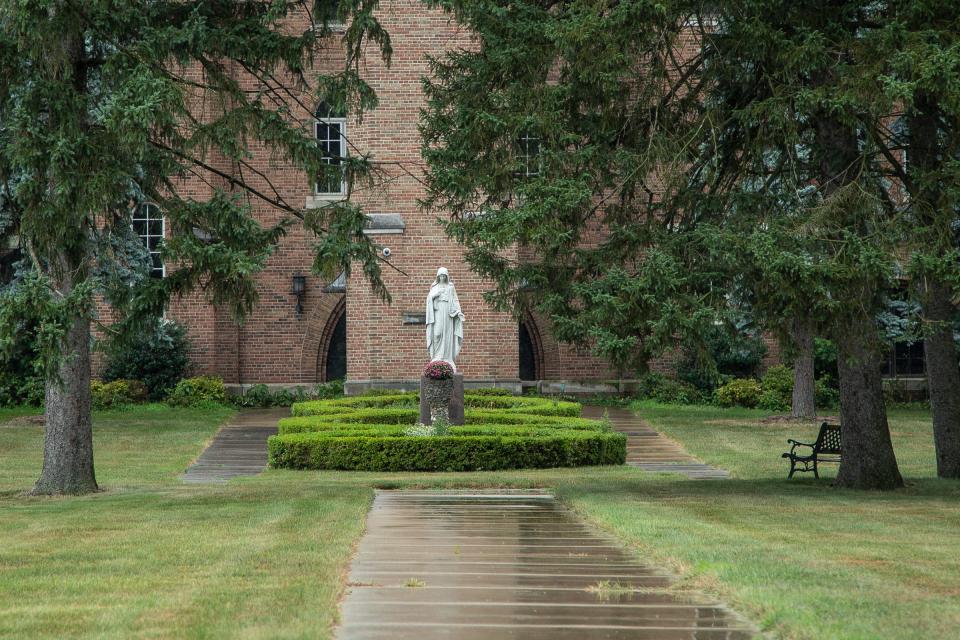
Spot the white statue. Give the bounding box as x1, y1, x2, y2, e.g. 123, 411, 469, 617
426, 267, 465, 369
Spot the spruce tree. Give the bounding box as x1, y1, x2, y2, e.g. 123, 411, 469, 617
0, 0, 391, 495
422, 0, 907, 488
858, 2, 960, 478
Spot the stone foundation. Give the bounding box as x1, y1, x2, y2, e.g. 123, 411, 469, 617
419, 373, 464, 425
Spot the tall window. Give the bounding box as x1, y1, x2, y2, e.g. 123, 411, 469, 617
315, 102, 347, 196
517, 132, 541, 177
319, 0, 343, 28
881, 342, 926, 377
132, 203, 165, 278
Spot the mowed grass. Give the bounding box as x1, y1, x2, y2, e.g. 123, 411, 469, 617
1, 401, 957, 639
0, 403, 235, 492
0, 406, 371, 640
554, 402, 960, 640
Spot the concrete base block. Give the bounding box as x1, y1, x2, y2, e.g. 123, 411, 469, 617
419, 374, 464, 425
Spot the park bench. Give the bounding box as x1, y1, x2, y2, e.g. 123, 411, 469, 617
782, 422, 842, 478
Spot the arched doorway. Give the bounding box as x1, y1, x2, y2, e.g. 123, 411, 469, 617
324, 311, 347, 381
519, 322, 539, 380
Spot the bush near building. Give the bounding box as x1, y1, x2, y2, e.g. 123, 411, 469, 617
166, 376, 227, 408
102, 319, 191, 401
90, 380, 148, 409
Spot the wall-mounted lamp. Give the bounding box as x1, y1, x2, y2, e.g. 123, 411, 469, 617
291, 274, 306, 318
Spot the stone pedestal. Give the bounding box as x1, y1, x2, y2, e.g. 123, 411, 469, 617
420, 373, 464, 425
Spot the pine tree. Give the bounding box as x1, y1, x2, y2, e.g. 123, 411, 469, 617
0, 0, 391, 495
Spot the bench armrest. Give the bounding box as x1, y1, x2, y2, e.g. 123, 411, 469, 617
785, 439, 814, 456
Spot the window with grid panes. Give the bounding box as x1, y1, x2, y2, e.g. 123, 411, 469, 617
132, 203, 164, 278
518, 132, 541, 177
315, 102, 347, 196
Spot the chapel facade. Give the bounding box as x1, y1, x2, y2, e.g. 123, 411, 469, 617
147, 0, 772, 394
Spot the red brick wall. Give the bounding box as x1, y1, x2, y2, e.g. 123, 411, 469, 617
99, 2, 782, 389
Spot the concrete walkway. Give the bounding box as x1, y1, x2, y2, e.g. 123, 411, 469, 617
336, 490, 755, 639
182, 408, 286, 483
583, 406, 730, 479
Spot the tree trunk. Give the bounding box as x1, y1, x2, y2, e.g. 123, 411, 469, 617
834, 313, 904, 490
907, 95, 960, 479
920, 277, 960, 478
791, 319, 816, 419
32, 314, 98, 495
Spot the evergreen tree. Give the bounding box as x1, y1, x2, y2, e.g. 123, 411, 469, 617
0, 0, 391, 495
857, 1, 960, 478
422, 0, 907, 488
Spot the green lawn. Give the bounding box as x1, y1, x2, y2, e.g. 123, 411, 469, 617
0, 401, 957, 639
0, 404, 41, 423
555, 402, 960, 640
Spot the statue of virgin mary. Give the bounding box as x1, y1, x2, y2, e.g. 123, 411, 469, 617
426, 267, 465, 368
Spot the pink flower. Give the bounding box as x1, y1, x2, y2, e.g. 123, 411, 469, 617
423, 360, 454, 380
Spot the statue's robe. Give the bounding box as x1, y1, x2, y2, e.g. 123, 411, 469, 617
426, 282, 464, 367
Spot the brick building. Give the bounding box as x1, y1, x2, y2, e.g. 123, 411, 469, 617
133, 1, 777, 395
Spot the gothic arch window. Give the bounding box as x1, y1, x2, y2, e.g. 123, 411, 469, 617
132, 203, 165, 278
315, 102, 347, 196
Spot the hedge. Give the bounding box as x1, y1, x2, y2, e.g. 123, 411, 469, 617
290, 393, 580, 417
268, 429, 626, 471
271, 391, 619, 472
277, 412, 602, 435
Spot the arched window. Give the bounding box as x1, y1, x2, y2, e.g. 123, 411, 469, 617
132, 203, 165, 278
315, 102, 347, 196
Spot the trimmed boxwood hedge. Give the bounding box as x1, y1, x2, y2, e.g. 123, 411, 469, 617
290, 393, 581, 417
277, 412, 603, 434
270, 392, 624, 471
269, 430, 626, 471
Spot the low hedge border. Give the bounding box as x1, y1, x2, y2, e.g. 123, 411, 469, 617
272, 392, 620, 472
278, 412, 603, 434
268, 430, 626, 471
290, 393, 580, 417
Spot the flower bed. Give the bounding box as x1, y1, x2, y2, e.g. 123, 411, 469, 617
269, 392, 625, 472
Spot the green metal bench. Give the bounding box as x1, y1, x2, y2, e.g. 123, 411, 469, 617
782, 422, 841, 478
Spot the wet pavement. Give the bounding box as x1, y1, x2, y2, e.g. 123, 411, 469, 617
583, 406, 730, 479
181, 408, 285, 483
336, 490, 755, 640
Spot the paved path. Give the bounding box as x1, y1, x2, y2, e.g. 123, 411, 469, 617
182, 408, 285, 483
583, 406, 730, 479
336, 490, 755, 640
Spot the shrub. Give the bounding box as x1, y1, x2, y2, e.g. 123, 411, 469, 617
758, 365, 793, 411
278, 411, 602, 435
0, 313, 44, 407
715, 378, 762, 408
814, 338, 839, 382
271, 392, 623, 471
635, 373, 704, 405
313, 379, 344, 399
91, 379, 148, 409
469, 387, 513, 396
231, 383, 274, 408
103, 318, 191, 401
816, 376, 840, 408
290, 393, 581, 417
233, 382, 344, 408
268, 429, 626, 472
677, 321, 768, 392
423, 360, 454, 380
0, 370, 43, 407
166, 375, 226, 407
